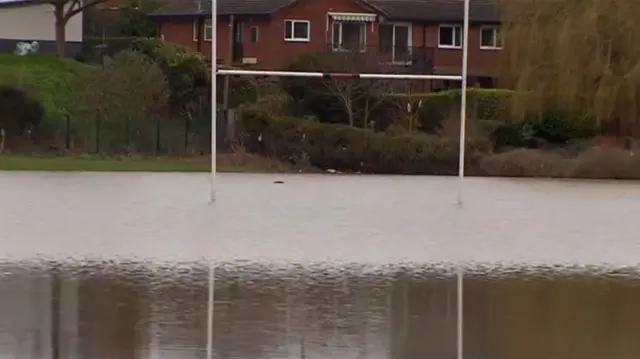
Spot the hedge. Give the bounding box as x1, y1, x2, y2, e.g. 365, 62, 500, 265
0, 85, 44, 133
237, 109, 491, 174
413, 88, 514, 132
411, 88, 599, 148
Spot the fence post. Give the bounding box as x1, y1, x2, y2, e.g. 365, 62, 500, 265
184, 116, 189, 151
64, 115, 71, 150
95, 116, 101, 154
155, 117, 161, 153
124, 117, 130, 151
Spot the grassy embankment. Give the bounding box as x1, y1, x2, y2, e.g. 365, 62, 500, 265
0, 54, 305, 173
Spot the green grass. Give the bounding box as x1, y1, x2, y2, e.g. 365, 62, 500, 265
0, 153, 314, 173
0, 155, 209, 172
0, 54, 88, 124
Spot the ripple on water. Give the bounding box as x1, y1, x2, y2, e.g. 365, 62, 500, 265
0, 260, 637, 359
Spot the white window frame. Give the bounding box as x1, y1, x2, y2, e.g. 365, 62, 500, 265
193, 19, 213, 42
250, 26, 259, 43
331, 21, 367, 52
192, 20, 198, 42
480, 25, 502, 50
438, 24, 462, 49
284, 20, 310, 42
382, 22, 413, 64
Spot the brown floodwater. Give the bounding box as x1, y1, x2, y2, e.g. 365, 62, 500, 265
0, 172, 639, 359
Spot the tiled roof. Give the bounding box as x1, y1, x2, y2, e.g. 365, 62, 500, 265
150, 0, 500, 22
150, 0, 297, 16
0, 0, 39, 8
368, 0, 500, 22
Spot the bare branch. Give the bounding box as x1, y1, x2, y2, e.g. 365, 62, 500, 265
315, 49, 391, 128
64, 0, 108, 20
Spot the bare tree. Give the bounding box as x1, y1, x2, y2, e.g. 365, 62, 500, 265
47, 0, 109, 56
323, 77, 361, 127
319, 50, 390, 128
386, 79, 423, 132
359, 77, 392, 129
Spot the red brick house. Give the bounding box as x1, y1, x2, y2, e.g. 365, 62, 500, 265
149, 0, 502, 87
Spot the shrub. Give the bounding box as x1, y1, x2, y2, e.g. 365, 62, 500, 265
131, 38, 208, 110
237, 109, 491, 174
416, 88, 601, 149
118, 0, 161, 37
281, 52, 352, 124
416, 88, 513, 132
0, 85, 44, 134
72, 50, 170, 152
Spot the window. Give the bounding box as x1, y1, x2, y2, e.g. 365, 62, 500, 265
250, 26, 259, 43
480, 26, 502, 49
332, 21, 366, 51
284, 20, 310, 41
438, 24, 462, 48
235, 22, 244, 42
192, 19, 213, 41
379, 23, 412, 63
204, 20, 213, 41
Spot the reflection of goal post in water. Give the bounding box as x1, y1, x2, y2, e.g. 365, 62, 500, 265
206, 1, 469, 359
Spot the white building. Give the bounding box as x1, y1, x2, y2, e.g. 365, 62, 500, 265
0, 0, 83, 55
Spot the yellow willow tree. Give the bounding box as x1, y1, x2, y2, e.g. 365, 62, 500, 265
500, 0, 640, 136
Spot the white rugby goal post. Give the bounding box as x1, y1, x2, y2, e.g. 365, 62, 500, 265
210, 2, 471, 206
211, 66, 470, 204
207, 1, 469, 359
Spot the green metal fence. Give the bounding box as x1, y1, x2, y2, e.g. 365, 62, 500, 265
53, 114, 217, 155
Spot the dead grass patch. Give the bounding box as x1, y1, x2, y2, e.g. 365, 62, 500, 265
479, 148, 570, 178
217, 145, 319, 173
569, 147, 640, 179
479, 146, 640, 179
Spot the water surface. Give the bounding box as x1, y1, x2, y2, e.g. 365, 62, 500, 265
1, 172, 639, 266
1, 172, 639, 358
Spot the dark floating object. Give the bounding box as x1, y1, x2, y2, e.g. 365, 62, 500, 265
273, 180, 284, 184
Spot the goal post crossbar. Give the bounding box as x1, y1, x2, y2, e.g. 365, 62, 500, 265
216, 69, 462, 81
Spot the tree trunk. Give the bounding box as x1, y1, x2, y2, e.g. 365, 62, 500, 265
347, 105, 354, 127
54, 5, 67, 57
363, 98, 370, 129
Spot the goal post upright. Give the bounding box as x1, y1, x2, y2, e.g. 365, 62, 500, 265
210, 0, 218, 204
458, 0, 471, 206
457, 4, 470, 359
